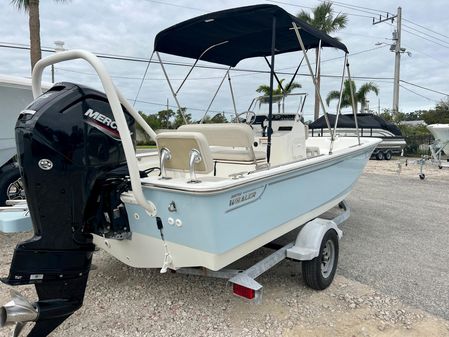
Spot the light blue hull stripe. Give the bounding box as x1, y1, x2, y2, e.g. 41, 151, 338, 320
126, 150, 370, 255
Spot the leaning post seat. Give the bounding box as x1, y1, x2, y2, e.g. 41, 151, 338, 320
156, 131, 214, 181
178, 123, 266, 167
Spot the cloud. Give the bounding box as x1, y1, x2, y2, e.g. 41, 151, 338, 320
1, 0, 448, 119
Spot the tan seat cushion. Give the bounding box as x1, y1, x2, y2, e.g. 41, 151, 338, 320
178, 123, 266, 165
156, 131, 214, 174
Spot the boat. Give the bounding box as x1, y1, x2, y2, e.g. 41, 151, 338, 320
427, 124, 449, 156
0, 5, 381, 336
400, 124, 449, 179
0, 75, 51, 206
0, 75, 35, 205
309, 113, 407, 160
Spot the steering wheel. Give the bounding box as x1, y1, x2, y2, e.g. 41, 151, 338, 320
235, 111, 257, 125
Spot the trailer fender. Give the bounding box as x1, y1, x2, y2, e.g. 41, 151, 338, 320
286, 218, 343, 261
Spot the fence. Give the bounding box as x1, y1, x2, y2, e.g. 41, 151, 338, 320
403, 134, 434, 156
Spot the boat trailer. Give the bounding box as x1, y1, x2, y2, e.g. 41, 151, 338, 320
400, 138, 449, 180
176, 200, 349, 303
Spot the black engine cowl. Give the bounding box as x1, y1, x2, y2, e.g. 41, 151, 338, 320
2, 82, 135, 336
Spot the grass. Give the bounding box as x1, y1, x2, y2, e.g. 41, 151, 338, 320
137, 145, 157, 149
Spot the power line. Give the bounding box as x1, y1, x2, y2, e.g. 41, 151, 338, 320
400, 80, 449, 97
380, 18, 449, 51
402, 23, 449, 48
0, 41, 393, 82
319, 1, 383, 17
402, 28, 449, 50
265, 0, 374, 19
133, 98, 235, 115
403, 45, 449, 67
399, 84, 434, 101
403, 17, 449, 41
264, 0, 313, 11
141, 0, 204, 13
316, 0, 390, 16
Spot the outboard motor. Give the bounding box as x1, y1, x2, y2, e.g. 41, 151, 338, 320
1, 83, 135, 336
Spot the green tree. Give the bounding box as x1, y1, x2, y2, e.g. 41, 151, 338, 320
326, 80, 379, 113
145, 114, 162, 130
379, 109, 393, 122
256, 79, 301, 113
210, 112, 228, 123
173, 108, 192, 129
157, 108, 175, 129
11, 0, 69, 71
297, 2, 348, 120
421, 98, 449, 124
135, 111, 151, 145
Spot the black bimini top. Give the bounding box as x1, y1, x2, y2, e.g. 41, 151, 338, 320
154, 4, 348, 67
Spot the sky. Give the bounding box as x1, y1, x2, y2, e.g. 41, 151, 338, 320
1, 0, 449, 122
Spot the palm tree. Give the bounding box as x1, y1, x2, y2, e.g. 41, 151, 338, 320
11, 0, 69, 71
297, 2, 348, 121
326, 80, 379, 113
256, 79, 301, 113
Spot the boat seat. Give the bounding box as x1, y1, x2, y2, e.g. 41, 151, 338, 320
156, 131, 214, 175
306, 146, 320, 158
178, 123, 266, 167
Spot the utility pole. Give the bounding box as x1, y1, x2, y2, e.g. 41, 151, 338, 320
373, 7, 402, 116
392, 7, 402, 115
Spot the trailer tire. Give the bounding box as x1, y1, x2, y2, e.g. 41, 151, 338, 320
384, 151, 392, 160
376, 151, 384, 160
302, 229, 339, 290
0, 163, 22, 206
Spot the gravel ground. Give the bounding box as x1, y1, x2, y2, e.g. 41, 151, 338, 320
1, 159, 449, 337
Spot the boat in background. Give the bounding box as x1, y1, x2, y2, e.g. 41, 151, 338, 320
0, 75, 45, 206
427, 124, 449, 156
309, 113, 406, 160
0, 5, 380, 336
402, 124, 449, 179
0, 75, 36, 169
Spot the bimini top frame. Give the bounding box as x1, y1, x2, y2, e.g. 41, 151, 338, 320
152, 4, 359, 159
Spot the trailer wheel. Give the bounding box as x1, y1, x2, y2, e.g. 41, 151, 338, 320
384, 151, 392, 160
376, 151, 384, 160
302, 229, 339, 290
419, 173, 425, 180
0, 163, 22, 206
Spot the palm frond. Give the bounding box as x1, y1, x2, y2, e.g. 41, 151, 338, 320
326, 90, 341, 106
10, 0, 30, 11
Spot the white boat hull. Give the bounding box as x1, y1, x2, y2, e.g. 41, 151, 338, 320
94, 137, 378, 271
427, 124, 449, 155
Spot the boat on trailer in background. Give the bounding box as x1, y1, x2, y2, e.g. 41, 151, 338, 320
427, 124, 449, 159
0, 4, 380, 336
408, 123, 449, 179
309, 113, 407, 160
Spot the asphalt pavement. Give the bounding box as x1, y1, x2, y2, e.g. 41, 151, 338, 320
339, 171, 449, 320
